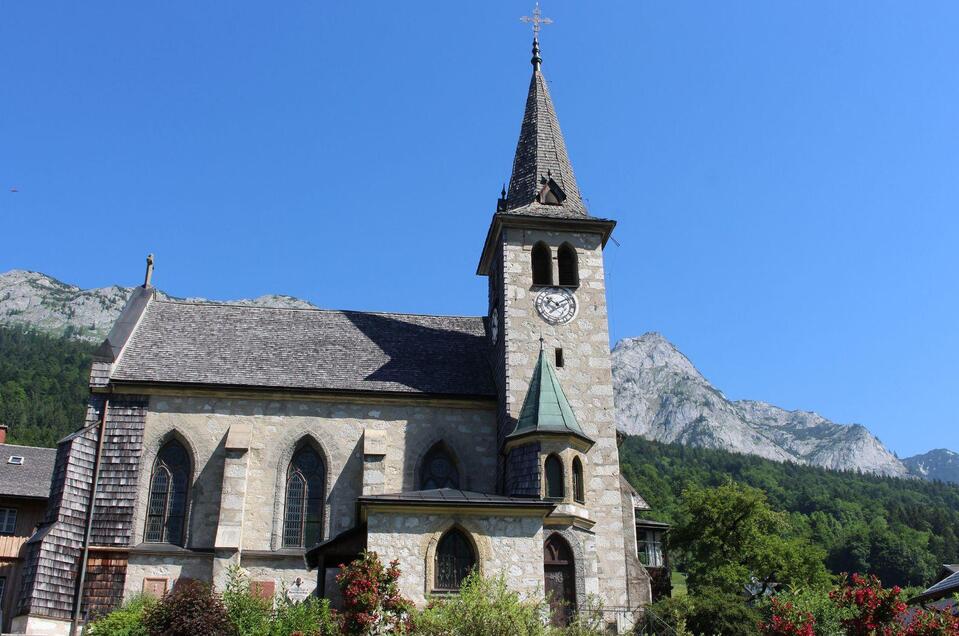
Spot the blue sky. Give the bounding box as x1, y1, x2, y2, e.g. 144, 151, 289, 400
2, 2, 957, 458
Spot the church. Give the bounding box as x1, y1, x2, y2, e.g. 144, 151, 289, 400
12, 32, 656, 635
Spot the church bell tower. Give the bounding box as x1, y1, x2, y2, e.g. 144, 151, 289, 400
476, 34, 630, 609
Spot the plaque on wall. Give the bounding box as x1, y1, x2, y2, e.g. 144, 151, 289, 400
286, 577, 311, 603
142, 578, 168, 599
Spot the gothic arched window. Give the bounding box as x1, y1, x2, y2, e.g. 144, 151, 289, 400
532, 242, 552, 286
283, 444, 326, 548
557, 243, 579, 287
420, 444, 460, 490
572, 456, 585, 504
145, 439, 191, 545
545, 454, 565, 500
434, 528, 476, 591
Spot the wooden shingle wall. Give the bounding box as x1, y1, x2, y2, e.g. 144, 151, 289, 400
16, 395, 147, 620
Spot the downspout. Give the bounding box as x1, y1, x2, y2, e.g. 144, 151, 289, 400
70, 396, 109, 636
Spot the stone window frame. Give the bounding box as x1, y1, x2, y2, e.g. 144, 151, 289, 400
543, 529, 587, 615
270, 433, 331, 551
138, 429, 198, 548
557, 242, 579, 288
531, 241, 553, 286
407, 438, 469, 492
571, 456, 585, 504
539, 448, 588, 506
543, 453, 565, 500
281, 442, 328, 549
422, 519, 490, 598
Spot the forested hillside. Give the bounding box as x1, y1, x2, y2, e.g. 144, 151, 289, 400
0, 325, 95, 446
620, 435, 959, 589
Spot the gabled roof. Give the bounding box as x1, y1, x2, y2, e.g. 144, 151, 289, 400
502, 39, 588, 219
508, 344, 592, 442
0, 443, 56, 499
108, 299, 495, 398
913, 569, 959, 603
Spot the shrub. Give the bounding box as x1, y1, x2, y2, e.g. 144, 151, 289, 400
222, 566, 272, 636
336, 550, 414, 635
86, 595, 155, 636
415, 572, 546, 636
143, 580, 236, 636
759, 587, 849, 636
271, 595, 338, 636
759, 597, 816, 636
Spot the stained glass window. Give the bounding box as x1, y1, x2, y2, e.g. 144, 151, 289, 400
434, 528, 476, 591
283, 445, 325, 548
572, 457, 585, 504
545, 454, 564, 499
420, 445, 459, 490
144, 440, 190, 545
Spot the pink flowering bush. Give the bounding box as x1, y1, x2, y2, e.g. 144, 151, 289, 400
335, 551, 413, 635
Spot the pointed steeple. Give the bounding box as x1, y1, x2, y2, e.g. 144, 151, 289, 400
508, 342, 593, 444
503, 38, 588, 218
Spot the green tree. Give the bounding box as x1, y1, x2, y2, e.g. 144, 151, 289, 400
671, 481, 830, 599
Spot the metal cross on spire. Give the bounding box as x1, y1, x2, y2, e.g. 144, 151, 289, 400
520, 2, 553, 39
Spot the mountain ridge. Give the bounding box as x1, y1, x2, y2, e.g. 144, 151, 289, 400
2, 269, 954, 482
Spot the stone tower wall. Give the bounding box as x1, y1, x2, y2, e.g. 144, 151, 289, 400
495, 224, 629, 609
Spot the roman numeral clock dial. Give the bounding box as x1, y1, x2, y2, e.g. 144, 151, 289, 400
535, 287, 577, 325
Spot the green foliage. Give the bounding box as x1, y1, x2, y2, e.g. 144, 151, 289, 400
336, 550, 414, 635
222, 565, 337, 636
223, 566, 272, 636
0, 325, 95, 446
415, 572, 546, 636
619, 435, 959, 588
142, 580, 236, 636
271, 595, 337, 636
645, 587, 762, 636
86, 594, 155, 636
759, 586, 850, 636
671, 481, 830, 598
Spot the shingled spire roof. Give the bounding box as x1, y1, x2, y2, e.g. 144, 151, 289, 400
502, 38, 589, 219
508, 342, 593, 444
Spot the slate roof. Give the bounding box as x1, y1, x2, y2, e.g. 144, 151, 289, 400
358, 488, 555, 509
503, 40, 589, 219
0, 443, 56, 499
914, 570, 959, 602
110, 300, 495, 397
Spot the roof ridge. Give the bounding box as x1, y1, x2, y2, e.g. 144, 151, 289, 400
152, 298, 485, 320
0, 443, 57, 452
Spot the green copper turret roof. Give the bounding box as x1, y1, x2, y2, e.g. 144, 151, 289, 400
508, 344, 591, 441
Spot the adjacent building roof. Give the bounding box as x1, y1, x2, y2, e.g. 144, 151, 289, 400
508, 344, 592, 442
913, 568, 959, 603
502, 39, 589, 219
109, 300, 495, 398
0, 443, 56, 499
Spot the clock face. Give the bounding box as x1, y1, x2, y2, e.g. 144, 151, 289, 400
490, 307, 499, 343
535, 287, 577, 325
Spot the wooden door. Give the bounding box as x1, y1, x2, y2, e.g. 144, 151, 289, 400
544, 535, 576, 627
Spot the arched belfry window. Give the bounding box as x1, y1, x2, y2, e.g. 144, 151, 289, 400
545, 454, 565, 500
145, 439, 191, 545
420, 443, 460, 490
283, 443, 326, 548
434, 528, 477, 591
558, 243, 579, 287
572, 457, 585, 504
532, 242, 553, 286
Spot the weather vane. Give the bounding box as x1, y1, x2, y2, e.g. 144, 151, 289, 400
520, 2, 553, 39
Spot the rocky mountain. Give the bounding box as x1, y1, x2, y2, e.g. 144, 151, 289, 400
3, 269, 953, 482
0, 270, 316, 342
612, 333, 911, 478
903, 449, 959, 484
